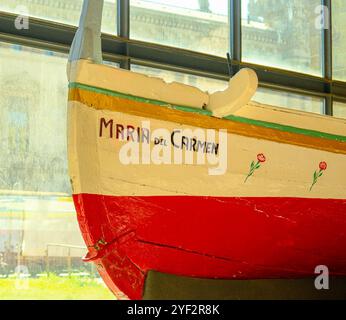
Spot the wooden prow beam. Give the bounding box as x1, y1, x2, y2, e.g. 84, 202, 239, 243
67, 0, 258, 118
209, 68, 258, 118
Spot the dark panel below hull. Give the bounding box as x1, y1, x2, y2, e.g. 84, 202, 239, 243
143, 271, 346, 300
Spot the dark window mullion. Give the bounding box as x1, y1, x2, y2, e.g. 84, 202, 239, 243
322, 0, 332, 115
229, 0, 242, 75
325, 96, 333, 116
322, 0, 332, 81
117, 0, 130, 69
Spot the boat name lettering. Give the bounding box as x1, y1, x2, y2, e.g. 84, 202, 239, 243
99, 117, 219, 155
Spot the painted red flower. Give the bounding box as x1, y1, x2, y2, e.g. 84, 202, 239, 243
245, 153, 266, 183
310, 161, 328, 191
257, 153, 266, 163
319, 161, 327, 171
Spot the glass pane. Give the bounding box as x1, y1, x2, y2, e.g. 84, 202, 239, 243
130, 0, 229, 57
131, 64, 228, 93
0, 42, 114, 299
252, 87, 325, 114
0, 0, 117, 34
333, 101, 346, 119
333, 0, 346, 81
242, 0, 323, 76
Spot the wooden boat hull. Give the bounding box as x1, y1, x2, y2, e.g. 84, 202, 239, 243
68, 60, 346, 299
74, 194, 346, 299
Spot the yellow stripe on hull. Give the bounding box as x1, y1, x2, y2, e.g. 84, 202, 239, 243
69, 87, 346, 155
67, 101, 346, 199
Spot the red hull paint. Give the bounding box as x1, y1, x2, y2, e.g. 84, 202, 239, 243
73, 194, 346, 299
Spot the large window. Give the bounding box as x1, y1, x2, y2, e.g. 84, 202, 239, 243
242, 0, 323, 76
0, 0, 117, 34
333, 0, 346, 81
130, 0, 229, 57
0, 42, 114, 300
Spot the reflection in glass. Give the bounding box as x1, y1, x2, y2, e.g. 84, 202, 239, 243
252, 87, 325, 114
333, 0, 346, 81
130, 0, 229, 57
0, 43, 70, 193
242, 0, 323, 76
0, 42, 113, 299
333, 101, 346, 119
0, 0, 117, 34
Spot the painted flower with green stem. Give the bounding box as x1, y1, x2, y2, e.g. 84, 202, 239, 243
244, 154, 266, 183
310, 161, 327, 191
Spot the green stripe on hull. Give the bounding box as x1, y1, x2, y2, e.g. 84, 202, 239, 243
69, 82, 346, 143
69, 82, 211, 116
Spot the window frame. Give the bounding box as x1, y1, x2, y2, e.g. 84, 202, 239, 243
0, 0, 345, 116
